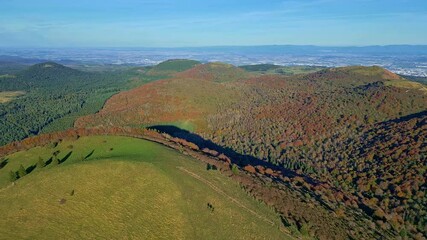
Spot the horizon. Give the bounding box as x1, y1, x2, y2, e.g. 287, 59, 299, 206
2, 44, 427, 49
1, 0, 427, 47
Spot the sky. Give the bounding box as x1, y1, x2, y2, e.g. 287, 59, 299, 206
0, 0, 426, 47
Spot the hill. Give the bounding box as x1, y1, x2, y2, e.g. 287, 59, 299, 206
75, 63, 427, 238
0, 61, 167, 145
0, 135, 287, 239
147, 59, 201, 76
175, 62, 249, 82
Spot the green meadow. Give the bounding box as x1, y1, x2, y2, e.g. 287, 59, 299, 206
0, 136, 288, 239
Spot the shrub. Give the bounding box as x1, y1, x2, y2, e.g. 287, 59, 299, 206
50, 141, 58, 148
399, 228, 407, 237
299, 223, 310, 236
231, 164, 239, 175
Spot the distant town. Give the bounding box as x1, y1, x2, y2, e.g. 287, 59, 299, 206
1, 46, 427, 77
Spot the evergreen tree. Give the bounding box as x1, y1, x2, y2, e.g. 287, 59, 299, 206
18, 164, 27, 178
52, 156, 59, 165
9, 171, 17, 182
37, 157, 46, 169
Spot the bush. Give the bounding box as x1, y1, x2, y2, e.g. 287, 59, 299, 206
299, 223, 310, 236
231, 164, 239, 175
399, 228, 407, 237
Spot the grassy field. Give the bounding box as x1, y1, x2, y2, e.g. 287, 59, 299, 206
384, 79, 427, 93
0, 74, 16, 79
0, 91, 25, 103
0, 136, 288, 239
147, 59, 201, 76
240, 64, 325, 75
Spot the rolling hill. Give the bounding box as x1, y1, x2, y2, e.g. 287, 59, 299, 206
75, 62, 427, 239
146, 59, 201, 77
0, 62, 164, 145
1, 59, 426, 239
0, 135, 287, 239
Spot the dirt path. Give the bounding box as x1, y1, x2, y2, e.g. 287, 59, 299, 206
177, 166, 295, 238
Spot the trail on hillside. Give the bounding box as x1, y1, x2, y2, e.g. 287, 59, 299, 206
176, 166, 294, 238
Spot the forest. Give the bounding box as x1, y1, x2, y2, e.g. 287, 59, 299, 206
1, 60, 426, 239
75, 62, 427, 239
0, 62, 164, 145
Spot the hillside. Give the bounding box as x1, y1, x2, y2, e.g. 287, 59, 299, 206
0, 135, 287, 239
147, 59, 201, 76
175, 62, 249, 82
0, 62, 165, 145
75, 63, 427, 239
240, 64, 326, 75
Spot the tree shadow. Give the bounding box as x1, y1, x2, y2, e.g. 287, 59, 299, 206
60, 151, 73, 164
148, 125, 319, 185
384, 110, 427, 124
84, 150, 95, 160
45, 157, 53, 166
26, 164, 37, 174
0, 158, 8, 169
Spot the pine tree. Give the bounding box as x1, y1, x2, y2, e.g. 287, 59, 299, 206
9, 171, 17, 182
52, 156, 59, 165
18, 164, 27, 178
37, 157, 46, 169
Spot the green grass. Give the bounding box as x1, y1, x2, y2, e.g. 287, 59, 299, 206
0, 74, 16, 79
384, 79, 427, 93
240, 64, 326, 76
0, 136, 288, 239
147, 59, 201, 76
0, 91, 25, 103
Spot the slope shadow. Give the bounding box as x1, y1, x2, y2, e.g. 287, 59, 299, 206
148, 125, 319, 185
385, 110, 427, 124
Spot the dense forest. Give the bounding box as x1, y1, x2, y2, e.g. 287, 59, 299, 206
0, 62, 165, 145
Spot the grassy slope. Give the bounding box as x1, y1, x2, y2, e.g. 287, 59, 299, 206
240, 64, 326, 76
73, 64, 427, 238
0, 91, 25, 104
147, 59, 201, 77
0, 136, 287, 239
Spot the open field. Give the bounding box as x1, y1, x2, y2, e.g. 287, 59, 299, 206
0, 136, 288, 239
0, 91, 25, 104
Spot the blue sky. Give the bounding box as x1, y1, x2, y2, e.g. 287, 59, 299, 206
0, 0, 426, 47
